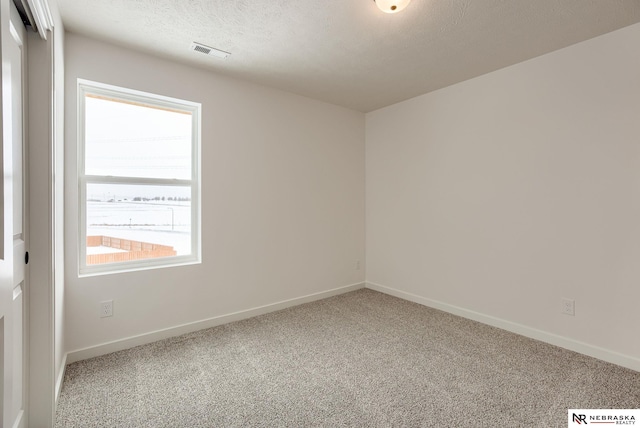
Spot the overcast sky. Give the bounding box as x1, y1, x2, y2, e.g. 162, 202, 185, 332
85, 96, 192, 181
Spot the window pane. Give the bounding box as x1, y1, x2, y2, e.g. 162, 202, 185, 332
86, 183, 191, 265
84, 95, 192, 180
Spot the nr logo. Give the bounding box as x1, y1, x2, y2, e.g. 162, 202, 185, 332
573, 413, 588, 424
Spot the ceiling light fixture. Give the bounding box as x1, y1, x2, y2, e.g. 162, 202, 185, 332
374, 0, 412, 14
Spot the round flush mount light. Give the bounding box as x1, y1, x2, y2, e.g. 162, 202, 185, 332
374, 0, 412, 13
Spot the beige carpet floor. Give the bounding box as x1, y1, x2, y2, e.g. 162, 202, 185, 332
55, 289, 640, 427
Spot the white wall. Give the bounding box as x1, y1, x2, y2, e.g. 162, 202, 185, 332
64, 34, 365, 355
366, 23, 640, 369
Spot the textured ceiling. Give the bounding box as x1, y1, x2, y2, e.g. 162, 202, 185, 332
55, 0, 640, 112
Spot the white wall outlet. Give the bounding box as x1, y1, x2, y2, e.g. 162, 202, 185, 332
100, 300, 113, 318
356, 260, 361, 270
561, 298, 575, 316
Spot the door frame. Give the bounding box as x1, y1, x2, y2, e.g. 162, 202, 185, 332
26, 26, 58, 428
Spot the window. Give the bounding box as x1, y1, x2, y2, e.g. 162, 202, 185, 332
78, 80, 201, 275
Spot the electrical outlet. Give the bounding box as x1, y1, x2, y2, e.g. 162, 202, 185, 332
561, 298, 575, 316
356, 260, 361, 270
100, 300, 113, 318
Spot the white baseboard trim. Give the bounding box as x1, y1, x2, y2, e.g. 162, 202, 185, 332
55, 353, 67, 405
66, 282, 365, 364
366, 281, 640, 372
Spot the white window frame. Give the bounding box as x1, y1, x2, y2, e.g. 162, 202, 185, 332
77, 79, 201, 276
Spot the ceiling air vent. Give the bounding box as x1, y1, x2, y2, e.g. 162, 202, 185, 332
190, 42, 230, 59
